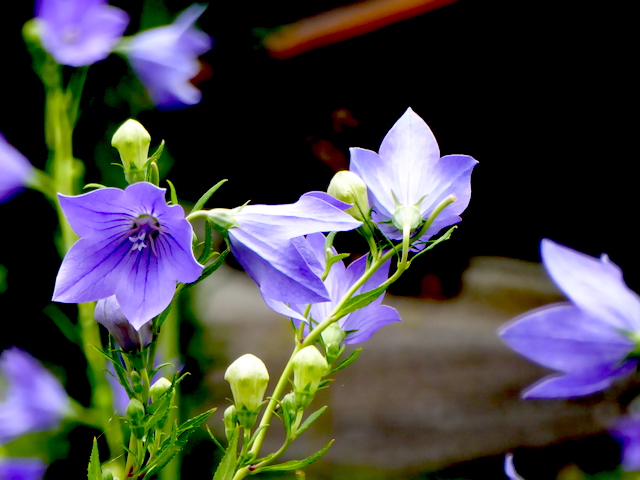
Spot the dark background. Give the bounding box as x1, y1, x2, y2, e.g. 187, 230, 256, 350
0, 0, 636, 477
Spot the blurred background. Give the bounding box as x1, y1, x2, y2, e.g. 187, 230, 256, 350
0, 0, 636, 478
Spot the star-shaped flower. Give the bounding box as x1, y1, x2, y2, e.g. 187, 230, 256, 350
36, 0, 129, 67
53, 182, 203, 329
0, 134, 33, 204
349, 108, 477, 242
0, 348, 69, 445
499, 239, 640, 398
126, 4, 213, 109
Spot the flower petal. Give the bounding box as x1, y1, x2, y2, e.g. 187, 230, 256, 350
0, 134, 33, 203
0, 457, 47, 480
349, 147, 395, 219
58, 187, 132, 238
342, 305, 401, 344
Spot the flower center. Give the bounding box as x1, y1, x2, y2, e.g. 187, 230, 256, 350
128, 215, 163, 255
62, 25, 82, 45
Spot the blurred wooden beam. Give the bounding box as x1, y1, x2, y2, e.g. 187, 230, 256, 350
263, 0, 458, 59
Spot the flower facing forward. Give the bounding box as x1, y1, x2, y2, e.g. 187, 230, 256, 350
499, 239, 640, 398
0, 348, 69, 445
126, 4, 213, 109
349, 108, 477, 243
207, 192, 362, 304
53, 182, 203, 329
0, 134, 33, 204
264, 233, 401, 344
36, 0, 129, 67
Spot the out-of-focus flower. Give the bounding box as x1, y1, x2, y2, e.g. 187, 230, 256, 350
349, 108, 477, 242
126, 4, 213, 109
207, 192, 361, 304
0, 457, 47, 480
264, 233, 401, 343
52, 182, 203, 329
95, 295, 152, 350
499, 239, 639, 398
611, 415, 640, 471
504, 454, 525, 480
35, 0, 129, 67
0, 134, 33, 204
0, 348, 69, 445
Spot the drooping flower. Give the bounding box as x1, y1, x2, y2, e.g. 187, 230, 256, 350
125, 4, 213, 109
95, 295, 152, 351
35, 0, 129, 67
0, 348, 69, 445
0, 134, 33, 204
0, 457, 47, 480
499, 239, 639, 398
207, 192, 362, 304
349, 108, 477, 242
52, 182, 203, 329
264, 233, 401, 343
611, 415, 640, 471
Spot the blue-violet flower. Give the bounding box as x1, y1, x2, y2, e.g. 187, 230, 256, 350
95, 295, 152, 351
0, 457, 47, 480
0, 134, 33, 204
264, 233, 401, 343
504, 454, 525, 480
499, 239, 640, 398
35, 0, 129, 67
126, 4, 213, 109
52, 182, 203, 329
208, 192, 361, 304
611, 415, 640, 471
349, 107, 477, 242
0, 348, 69, 445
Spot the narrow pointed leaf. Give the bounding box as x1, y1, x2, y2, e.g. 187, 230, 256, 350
253, 440, 334, 473
330, 348, 362, 374
193, 179, 228, 212
87, 437, 102, 480
212, 428, 239, 480
295, 406, 327, 437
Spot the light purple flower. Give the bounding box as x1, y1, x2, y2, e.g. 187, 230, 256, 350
0, 457, 47, 480
264, 233, 401, 343
504, 454, 524, 480
52, 182, 203, 330
209, 192, 361, 304
349, 108, 477, 242
611, 415, 640, 471
95, 295, 152, 351
36, 0, 129, 67
0, 348, 69, 445
0, 134, 33, 204
126, 4, 212, 110
499, 239, 639, 398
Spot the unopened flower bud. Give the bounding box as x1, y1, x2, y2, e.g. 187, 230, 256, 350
149, 377, 172, 403
291, 346, 328, 410
126, 398, 146, 439
95, 296, 152, 351
112, 119, 151, 184
392, 205, 422, 232
206, 208, 239, 235
130, 370, 144, 395
321, 323, 346, 364
281, 391, 298, 417
327, 171, 370, 221
223, 405, 238, 441
224, 354, 269, 429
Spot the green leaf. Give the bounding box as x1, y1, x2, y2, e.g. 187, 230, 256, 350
212, 428, 239, 480
192, 179, 228, 212
253, 439, 334, 473
334, 284, 388, 320
43, 304, 80, 345
295, 406, 327, 437
148, 140, 165, 164
330, 348, 362, 374
87, 437, 102, 480
166, 179, 178, 206
409, 225, 456, 262
326, 253, 350, 269
83, 183, 107, 190
184, 249, 229, 289
198, 219, 214, 262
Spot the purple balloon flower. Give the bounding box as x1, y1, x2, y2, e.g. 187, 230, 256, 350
52, 182, 203, 330
499, 239, 639, 398
264, 233, 401, 344
349, 108, 477, 242
611, 415, 640, 471
95, 295, 152, 351
35, 0, 129, 67
0, 457, 47, 480
0, 348, 69, 445
210, 192, 362, 304
126, 4, 213, 110
0, 134, 33, 204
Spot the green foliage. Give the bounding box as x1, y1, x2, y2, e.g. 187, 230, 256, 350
212, 428, 239, 480
253, 440, 334, 473
329, 348, 362, 374
87, 438, 102, 480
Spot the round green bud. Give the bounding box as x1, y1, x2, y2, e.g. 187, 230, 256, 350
126, 398, 146, 439
112, 119, 151, 184
327, 171, 370, 221
223, 405, 239, 441
391, 205, 423, 232
224, 354, 270, 429
149, 377, 172, 403
291, 346, 328, 410
321, 323, 346, 364
130, 370, 144, 395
